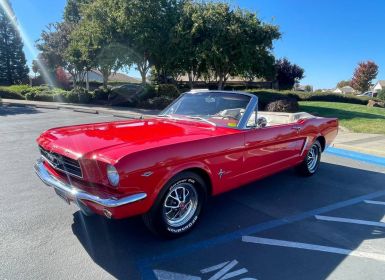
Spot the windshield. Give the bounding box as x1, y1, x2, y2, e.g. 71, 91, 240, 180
160, 91, 252, 128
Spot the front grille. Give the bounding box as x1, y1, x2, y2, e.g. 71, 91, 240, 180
39, 146, 83, 178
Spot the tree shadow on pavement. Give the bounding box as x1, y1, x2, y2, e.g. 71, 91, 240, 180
0, 105, 39, 116
71, 162, 385, 280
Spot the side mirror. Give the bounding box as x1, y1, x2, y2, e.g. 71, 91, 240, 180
257, 116, 267, 128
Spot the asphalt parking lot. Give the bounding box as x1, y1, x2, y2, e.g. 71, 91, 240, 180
1, 105, 385, 280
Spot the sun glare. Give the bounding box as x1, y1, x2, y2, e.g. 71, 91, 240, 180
0, 0, 54, 86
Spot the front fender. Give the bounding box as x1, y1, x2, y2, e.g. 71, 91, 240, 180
151, 161, 214, 202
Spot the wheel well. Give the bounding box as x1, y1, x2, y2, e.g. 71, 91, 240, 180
183, 168, 213, 196
316, 136, 326, 151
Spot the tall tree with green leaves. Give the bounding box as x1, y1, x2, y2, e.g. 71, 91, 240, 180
37, 0, 92, 88
72, 0, 131, 89
123, 0, 184, 84
0, 0, 29, 85
190, 2, 280, 89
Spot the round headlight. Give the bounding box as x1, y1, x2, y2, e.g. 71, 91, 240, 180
107, 165, 120, 187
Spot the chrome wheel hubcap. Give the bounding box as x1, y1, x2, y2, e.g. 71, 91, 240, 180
163, 183, 198, 227
307, 145, 319, 173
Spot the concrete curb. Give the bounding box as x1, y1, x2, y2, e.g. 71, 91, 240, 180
35, 104, 59, 109
1, 99, 158, 118
73, 108, 98, 114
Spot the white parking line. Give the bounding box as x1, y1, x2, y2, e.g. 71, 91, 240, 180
242, 236, 385, 262
315, 215, 385, 227
153, 270, 201, 280
364, 200, 385, 206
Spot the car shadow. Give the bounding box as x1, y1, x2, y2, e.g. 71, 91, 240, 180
0, 105, 39, 116
71, 161, 385, 280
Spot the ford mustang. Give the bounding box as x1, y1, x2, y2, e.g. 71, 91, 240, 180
34, 90, 338, 237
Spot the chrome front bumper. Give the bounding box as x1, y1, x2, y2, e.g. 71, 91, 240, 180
34, 158, 147, 209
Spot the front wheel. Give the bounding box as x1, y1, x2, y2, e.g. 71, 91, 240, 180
142, 171, 207, 238
296, 140, 322, 176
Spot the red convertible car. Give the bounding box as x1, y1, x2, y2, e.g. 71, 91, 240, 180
34, 90, 338, 237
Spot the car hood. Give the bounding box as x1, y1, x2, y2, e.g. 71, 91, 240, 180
37, 118, 238, 163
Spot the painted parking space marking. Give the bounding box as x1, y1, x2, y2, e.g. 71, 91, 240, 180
153, 270, 201, 280
364, 200, 385, 206
200, 260, 249, 280
153, 260, 256, 280
138, 189, 385, 279
315, 215, 385, 228
242, 236, 385, 262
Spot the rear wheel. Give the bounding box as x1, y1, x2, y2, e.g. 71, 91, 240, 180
142, 171, 207, 238
296, 140, 322, 176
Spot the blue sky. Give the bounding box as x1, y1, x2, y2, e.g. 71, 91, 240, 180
9, 0, 385, 89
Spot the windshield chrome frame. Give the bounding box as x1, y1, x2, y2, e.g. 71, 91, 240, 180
159, 90, 258, 130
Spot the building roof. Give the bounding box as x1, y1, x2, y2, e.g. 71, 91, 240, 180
108, 72, 141, 83
376, 80, 385, 87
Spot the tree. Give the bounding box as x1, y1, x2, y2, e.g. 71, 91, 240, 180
37, 0, 93, 88
190, 2, 280, 89
36, 22, 75, 86
123, 0, 184, 84
55, 67, 69, 89
0, 0, 29, 85
64, 0, 91, 23
73, 0, 131, 89
351, 61, 378, 93
336, 80, 351, 89
275, 58, 304, 90
31, 60, 39, 78
171, 1, 207, 88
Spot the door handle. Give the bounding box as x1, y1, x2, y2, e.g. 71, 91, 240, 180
291, 126, 301, 132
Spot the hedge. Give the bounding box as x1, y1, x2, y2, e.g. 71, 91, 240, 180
247, 90, 370, 109
158, 84, 180, 98
0, 87, 25, 99
378, 89, 385, 101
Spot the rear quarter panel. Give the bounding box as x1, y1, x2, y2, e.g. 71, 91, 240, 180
299, 117, 338, 155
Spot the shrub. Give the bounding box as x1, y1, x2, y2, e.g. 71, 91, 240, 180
158, 84, 180, 98
30, 93, 55, 102
142, 96, 174, 109
137, 84, 157, 101
92, 88, 110, 101
25, 91, 36, 100
266, 98, 299, 113
65, 91, 80, 103
377, 89, 385, 101
53, 93, 68, 102
4, 84, 30, 94
0, 87, 25, 99
78, 91, 92, 103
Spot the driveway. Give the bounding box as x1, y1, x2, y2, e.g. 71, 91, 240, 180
1, 105, 385, 280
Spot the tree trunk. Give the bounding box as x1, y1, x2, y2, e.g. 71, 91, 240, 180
188, 72, 194, 89
86, 71, 89, 91
140, 71, 146, 85
100, 67, 110, 90
218, 74, 224, 90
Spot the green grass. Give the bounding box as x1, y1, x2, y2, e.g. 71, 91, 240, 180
299, 101, 385, 134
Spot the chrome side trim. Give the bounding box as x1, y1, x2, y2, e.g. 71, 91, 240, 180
300, 137, 309, 156
34, 158, 147, 208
